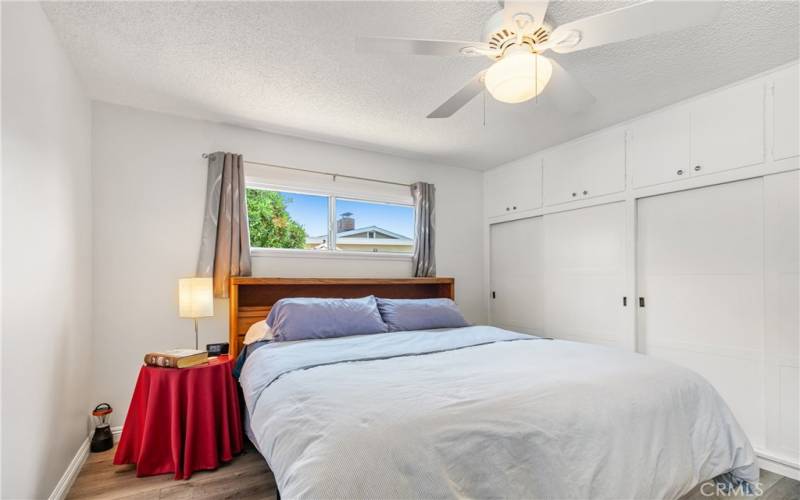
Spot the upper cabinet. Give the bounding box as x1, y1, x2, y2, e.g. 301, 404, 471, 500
485, 156, 542, 218
628, 79, 766, 189
543, 128, 625, 206
628, 105, 692, 188
690, 80, 765, 174
773, 66, 799, 161
487, 66, 792, 218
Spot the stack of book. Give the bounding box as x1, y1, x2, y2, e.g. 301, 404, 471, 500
144, 349, 209, 368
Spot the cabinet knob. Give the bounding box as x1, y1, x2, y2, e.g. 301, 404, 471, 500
506, 207, 510, 211
571, 192, 577, 197
582, 190, 588, 195
677, 169, 684, 176
694, 165, 702, 172
512, 206, 517, 210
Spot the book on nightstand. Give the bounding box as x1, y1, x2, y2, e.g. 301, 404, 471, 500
144, 349, 209, 368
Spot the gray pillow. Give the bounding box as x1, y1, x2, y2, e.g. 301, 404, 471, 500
377, 298, 470, 332
267, 296, 388, 342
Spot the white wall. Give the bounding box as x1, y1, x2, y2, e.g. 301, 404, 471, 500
91, 102, 485, 425
1, 3, 93, 498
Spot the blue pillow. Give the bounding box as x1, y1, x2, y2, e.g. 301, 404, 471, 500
376, 298, 470, 332
267, 296, 388, 342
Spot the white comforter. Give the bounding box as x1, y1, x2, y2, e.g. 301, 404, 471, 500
240, 326, 757, 499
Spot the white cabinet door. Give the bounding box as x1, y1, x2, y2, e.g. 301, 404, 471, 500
773, 66, 799, 161
489, 217, 544, 334
485, 157, 542, 218
506, 157, 542, 213
628, 106, 692, 188
543, 129, 625, 206
584, 130, 627, 199
543, 202, 628, 348
691, 80, 765, 174
637, 178, 766, 449
763, 171, 800, 459
485, 168, 513, 218
542, 145, 580, 206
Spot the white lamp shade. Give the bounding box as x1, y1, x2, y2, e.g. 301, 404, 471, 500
485, 51, 553, 104
178, 277, 214, 318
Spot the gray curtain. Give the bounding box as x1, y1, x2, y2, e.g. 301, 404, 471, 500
411, 181, 436, 277
197, 152, 252, 298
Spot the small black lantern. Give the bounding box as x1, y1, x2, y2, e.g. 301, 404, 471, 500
90, 403, 114, 453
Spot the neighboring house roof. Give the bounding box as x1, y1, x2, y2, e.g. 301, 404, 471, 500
311, 226, 412, 241
306, 225, 413, 250
332, 238, 413, 246
338, 226, 410, 240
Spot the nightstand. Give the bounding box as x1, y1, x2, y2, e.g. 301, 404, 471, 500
113, 355, 243, 479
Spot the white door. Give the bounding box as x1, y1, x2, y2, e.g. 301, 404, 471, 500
628, 105, 692, 188
543, 202, 628, 348
489, 217, 544, 334
485, 167, 514, 218
583, 130, 627, 200
691, 80, 765, 174
763, 171, 800, 460
485, 157, 542, 218
773, 66, 799, 161
637, 178, 765, 449
542, 145, 581, 206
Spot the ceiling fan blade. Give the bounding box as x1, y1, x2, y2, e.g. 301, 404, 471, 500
357, 37, 491, 57
503, 1, 550, 32
545, 59, 595, 114
427, 71, 487, 119
549, 0, 722, 54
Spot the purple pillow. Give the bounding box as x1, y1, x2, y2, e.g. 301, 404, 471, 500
267, 296, 388, 342
376, 298, 470, 332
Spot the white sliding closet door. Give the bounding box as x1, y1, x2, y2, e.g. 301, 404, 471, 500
764, 171, 800, 462
543, 202, 627, 348
489, 217, 544, 335
637, 178, 766, 449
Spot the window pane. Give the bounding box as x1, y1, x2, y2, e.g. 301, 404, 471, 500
246, 188, 329, 250
334, 198, 415, 253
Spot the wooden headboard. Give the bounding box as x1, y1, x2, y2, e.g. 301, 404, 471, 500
228, 277, 455, 358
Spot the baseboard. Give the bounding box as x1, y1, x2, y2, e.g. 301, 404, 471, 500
48, 436, 90, 500
757, 450, 800, 481
49, 427, 123, 500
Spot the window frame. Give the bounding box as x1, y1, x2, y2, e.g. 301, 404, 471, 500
245, 180, 415, 260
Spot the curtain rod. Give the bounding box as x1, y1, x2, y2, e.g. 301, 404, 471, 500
201, 153, 411, 188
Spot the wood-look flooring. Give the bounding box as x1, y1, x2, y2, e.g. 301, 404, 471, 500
67, 443, 275, 500
68, 443, 799, 499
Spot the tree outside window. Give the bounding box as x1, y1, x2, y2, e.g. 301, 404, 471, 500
246, 189, 308, 249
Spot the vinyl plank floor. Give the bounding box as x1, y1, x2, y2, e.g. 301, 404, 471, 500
67, 443, 275, 500
69, 444, 799, 499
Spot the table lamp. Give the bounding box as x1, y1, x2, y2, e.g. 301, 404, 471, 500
178, 277, 214, 350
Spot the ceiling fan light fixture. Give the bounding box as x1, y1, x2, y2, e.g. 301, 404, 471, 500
485, 51, 552, 104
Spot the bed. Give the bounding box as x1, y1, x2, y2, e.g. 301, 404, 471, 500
232, 277, 758, 499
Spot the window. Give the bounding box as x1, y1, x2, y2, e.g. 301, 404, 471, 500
246, 188, 329, 251
334, 198, 415, 253
246, 188, 415, 255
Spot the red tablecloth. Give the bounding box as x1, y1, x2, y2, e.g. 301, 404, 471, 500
113, 355, 243, 479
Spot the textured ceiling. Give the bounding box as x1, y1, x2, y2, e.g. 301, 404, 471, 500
42, 1, 799, 170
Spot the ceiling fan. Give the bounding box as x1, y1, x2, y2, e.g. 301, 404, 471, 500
357, 1, 721, 118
